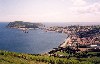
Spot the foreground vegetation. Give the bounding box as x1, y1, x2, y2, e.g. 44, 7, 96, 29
0, 50, 100, 64
0, 50, 47, 64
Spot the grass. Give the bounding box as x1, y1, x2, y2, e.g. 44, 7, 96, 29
0, 50, 47, 64
0, 50, 100, 64
55, 51, 69, 56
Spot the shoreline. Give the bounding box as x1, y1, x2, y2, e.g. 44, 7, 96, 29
5, 23, 100, 55
46, 25, 100, 56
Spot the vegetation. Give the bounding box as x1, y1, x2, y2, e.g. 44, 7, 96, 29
0, 50, 47, 64
55, 51, 69, 56
7, 21, 44, 28
0, 50, 100, 64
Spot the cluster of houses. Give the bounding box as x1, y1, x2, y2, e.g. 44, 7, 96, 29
47, 25, 100, 57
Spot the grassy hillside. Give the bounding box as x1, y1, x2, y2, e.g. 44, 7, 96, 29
0, 50, 100, 64
0, 50, 47, 64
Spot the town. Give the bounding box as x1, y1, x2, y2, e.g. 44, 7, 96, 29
45, 25, 100, 58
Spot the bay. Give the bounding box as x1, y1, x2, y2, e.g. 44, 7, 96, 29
0, 22, 67, 54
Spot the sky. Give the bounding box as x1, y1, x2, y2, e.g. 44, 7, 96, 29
0, 0, 100, 22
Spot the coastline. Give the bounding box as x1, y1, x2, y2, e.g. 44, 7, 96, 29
3, 22, 100, 55
46, 25, 100, 56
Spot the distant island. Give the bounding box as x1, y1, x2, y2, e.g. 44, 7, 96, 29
7, 21, 44, 29
7, 21, 44, 33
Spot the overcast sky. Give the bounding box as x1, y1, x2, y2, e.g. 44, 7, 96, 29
0, 0, 100, 22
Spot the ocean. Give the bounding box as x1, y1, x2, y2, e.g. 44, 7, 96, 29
0, 22, 67, 54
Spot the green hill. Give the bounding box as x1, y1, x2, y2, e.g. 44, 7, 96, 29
0, 50, 46, 64
7, 21, 44, 28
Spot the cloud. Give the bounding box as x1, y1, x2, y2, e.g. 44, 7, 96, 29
71, 0, 87, 6
70, 0, 100, 14
77, 3, 100, 14
68, 0, 100, 22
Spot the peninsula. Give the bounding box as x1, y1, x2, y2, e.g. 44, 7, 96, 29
7, 21, 44, 29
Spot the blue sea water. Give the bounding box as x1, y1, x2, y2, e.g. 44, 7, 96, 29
0, 22, 67, 54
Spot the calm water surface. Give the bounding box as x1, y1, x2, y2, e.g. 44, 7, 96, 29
0, 22, 67, 54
